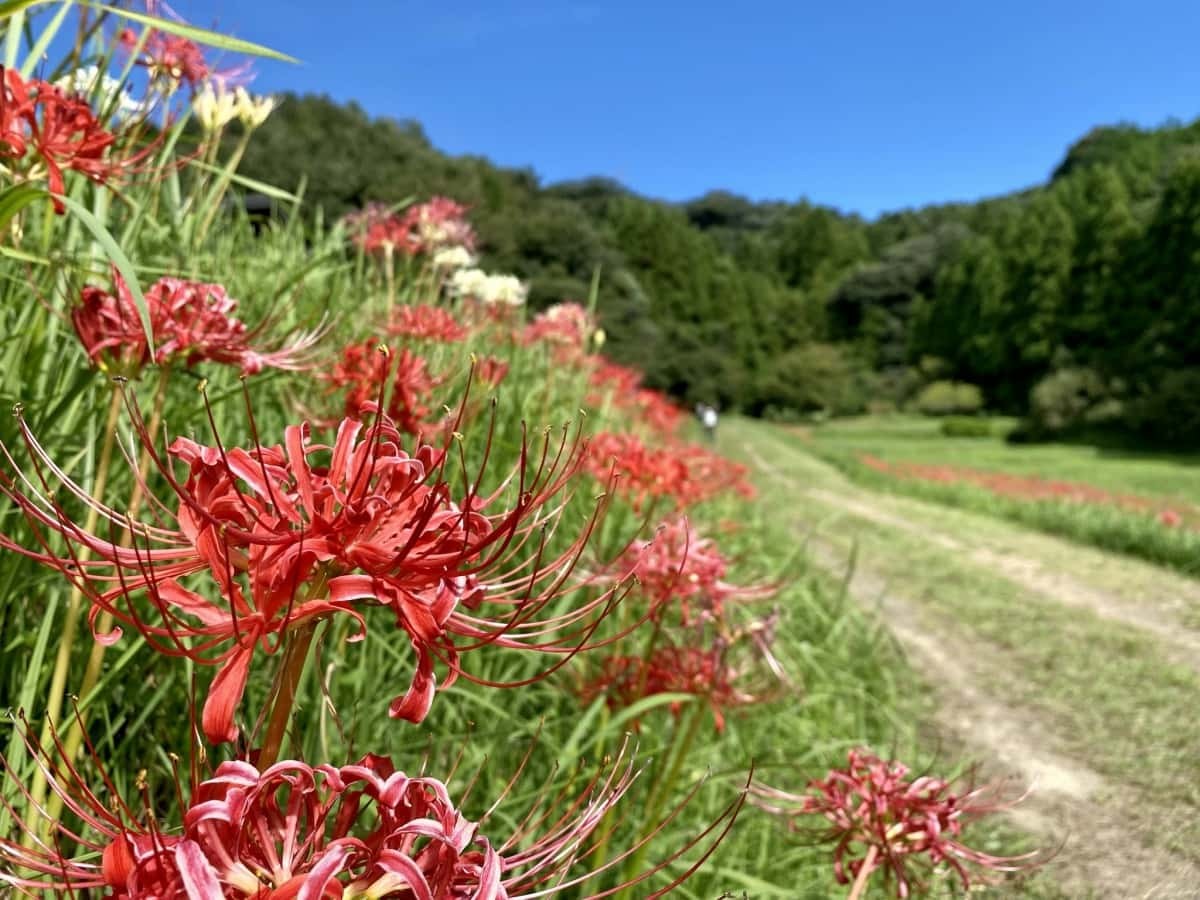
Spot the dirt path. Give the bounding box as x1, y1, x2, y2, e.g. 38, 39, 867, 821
740, 432, 1200, 899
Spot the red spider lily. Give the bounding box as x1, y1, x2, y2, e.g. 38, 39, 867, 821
118, 2, 252, 90
630, 388, 684, 436
0, 67, 157, 213
343, 198, 476, 258
328, 341, 441, 436
673, 444, 756, 504
388, 304, 470, 343
0, 400, 632, 744
588, 360, 644, 397
342, 202, 409, 255
585, 431, 691, 511
72, 270, 324, 377
1, 725, 745, 898
400, 196, 476, 256
72, 281, 156, 377
616, 517, 776, 626
1, 67, 35, 159
148, 276, 323, 374
586, 432, 753, 510
473, 355, 510, 389
581, 640, 778, 733
750, 749, 1040, 897
522, 302, 595, 351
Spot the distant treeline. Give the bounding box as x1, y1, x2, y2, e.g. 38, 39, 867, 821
236, 96, 1200, 444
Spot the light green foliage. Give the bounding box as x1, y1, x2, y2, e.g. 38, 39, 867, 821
914, 380, 984, 416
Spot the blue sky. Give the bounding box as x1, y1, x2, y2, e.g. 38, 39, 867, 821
164, 1, 1200, 218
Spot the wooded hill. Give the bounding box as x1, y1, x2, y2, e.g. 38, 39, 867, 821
235, 96, 1200, 444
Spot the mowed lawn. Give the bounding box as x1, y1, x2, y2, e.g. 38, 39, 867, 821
807, 415, 1200, 504
792, 415, 1200, 576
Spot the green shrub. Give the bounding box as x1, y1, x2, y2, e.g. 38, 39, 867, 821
914, 380, 983, 416
1127, 368, 1200, 446
940, 416, 992, 437
1028, 367, 1114, 432
755, 343, 869, 417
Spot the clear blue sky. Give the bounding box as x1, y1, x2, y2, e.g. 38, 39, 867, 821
167, 1, 1199, 218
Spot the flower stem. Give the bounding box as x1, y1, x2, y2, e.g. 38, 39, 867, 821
24, 386, 122, 842
617, 698, 708, 897
45, 371, 170, 825
847, 844, 879, 900
384, 243, 397, 318
257, 620, 318, 769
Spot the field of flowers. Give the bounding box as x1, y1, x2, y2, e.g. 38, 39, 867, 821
807, 417, 1200, 576
0, 6, 1051, 898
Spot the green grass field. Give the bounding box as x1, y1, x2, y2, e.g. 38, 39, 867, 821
803, 415, 1200, 575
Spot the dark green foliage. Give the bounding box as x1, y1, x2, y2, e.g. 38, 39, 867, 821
237, 95, 1200, 443
940, 417, 993, 438
753, 343, 869, 418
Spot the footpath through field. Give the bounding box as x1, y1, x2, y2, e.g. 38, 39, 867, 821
730, 419, 1200, 899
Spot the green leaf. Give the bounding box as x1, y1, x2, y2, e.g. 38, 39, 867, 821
187, 160, 299, 203
0, 1, 42, 22
86, 2, 299, 63
55, 193, 155, 357
0, 182, 47, 233
18, 0, 71, 78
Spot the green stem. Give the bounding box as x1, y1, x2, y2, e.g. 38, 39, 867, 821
23, 386, 123, 842
257, 620, 318, 769
384, 243, 397, 318
58, 370, 169, 770
193, 130, 249, 249
617, 698, 708, 897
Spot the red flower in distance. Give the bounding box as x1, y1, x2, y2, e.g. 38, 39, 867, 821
751, 749, 1040, 897
473, 355, 510, 389
586, 431, 691, 511
523, 302, 595, 352
329, 341, 441, 436
588, 359, 643, 397
118, 2, 252, 90
342, 202, 409, 255
0, 402, 629, 744
343, 197, 476, 257
586, 432, 753, 509
582, 642, 772, 733
388, 303, 470, 343
616, 517, 776, 626
399, 196, 476, 255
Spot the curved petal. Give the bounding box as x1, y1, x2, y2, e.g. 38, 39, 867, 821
201, 642, 255, 744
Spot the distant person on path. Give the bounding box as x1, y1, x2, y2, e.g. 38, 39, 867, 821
697, 402, 719, 443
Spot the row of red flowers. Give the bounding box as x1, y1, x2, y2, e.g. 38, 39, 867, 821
859, 453, 1200, 531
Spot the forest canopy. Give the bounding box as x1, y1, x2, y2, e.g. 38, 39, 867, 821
235, 95, 1200, 444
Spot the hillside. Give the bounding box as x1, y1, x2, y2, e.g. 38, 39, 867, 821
237, 95, 1200, 443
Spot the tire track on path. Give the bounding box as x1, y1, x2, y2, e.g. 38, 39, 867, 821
742, 437, 1200, 899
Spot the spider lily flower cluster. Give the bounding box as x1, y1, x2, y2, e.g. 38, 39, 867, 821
343, 198, 477, 259
118, 0, 253, 93
583, 517, 786, 732
71, 270, 324, 378
0, 3, 801, 892
1, 717, 741, 899
751, 749, 1041, 897
0, 398, 635, 744
1, 66, 155, 213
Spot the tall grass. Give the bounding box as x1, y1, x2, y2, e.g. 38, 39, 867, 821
0, 7, 1037, 897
